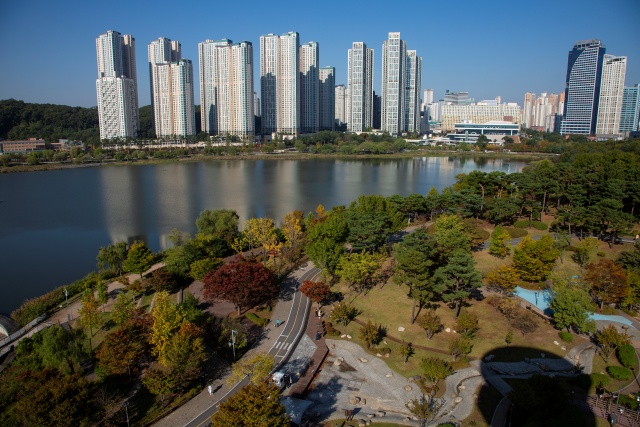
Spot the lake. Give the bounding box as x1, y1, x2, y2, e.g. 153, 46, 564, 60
0, 156, 527, 314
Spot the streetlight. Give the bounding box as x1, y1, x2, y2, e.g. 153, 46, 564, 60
229, 329, 237, 361
534, 292, 539, 307
124, 401, 130, 427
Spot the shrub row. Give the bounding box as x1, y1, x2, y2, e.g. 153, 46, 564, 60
504, 227, 528, 239
245, 312, 268, 327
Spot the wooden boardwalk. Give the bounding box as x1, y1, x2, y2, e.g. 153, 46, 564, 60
287, 310, 329, 398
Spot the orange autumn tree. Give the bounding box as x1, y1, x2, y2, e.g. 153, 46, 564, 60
584, 259, 628, 309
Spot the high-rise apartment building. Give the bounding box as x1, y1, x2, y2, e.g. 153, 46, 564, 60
260, 32, 300, 136
300, 41, 319, 133
421, 89, 434, 112
96, 30, 139, 140
148, 38, 195, 137
596, 55, 627, 135
560, 39, 606, 135
335, 85, 347, 129
405, 50, 421, 133
199, 39, 254, 139
347, 42, 374, 132
254, 92, 261, 118
319, 67, 335, 131
381, 32, 406, 135
522, 92, 565, 131
620, 84, 640, 133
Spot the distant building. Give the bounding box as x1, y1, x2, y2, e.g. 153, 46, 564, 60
620, 84, 640, 133
447, 121, 519, 144
96, 30, 139, 140
319, 67, 335, 131
300, 41, 319, 133
254, 92, 261, 118
596, 55, 627, 135
405, 50, 421, 133
335, 85, 347, 128
421, 89, 434, 111
560, 39, 606, 135
347, 42, 374, 132
441, 100, 521, 131
444, 91, 472, 105
381, 32, 406, 135
522, 92, 565, 131
0, 138, 46, 153
373, 92, 381, 130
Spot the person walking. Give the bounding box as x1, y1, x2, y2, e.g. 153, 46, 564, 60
208, 384, 213, 396
276, 319, 281, 328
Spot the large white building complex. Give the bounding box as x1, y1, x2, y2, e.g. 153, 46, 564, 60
300, 41, 319, 133
199, 39, 255, 139
596, 55, 627, 135
440, 98, 521, 131
148, 38, 195, 137
620, 84, 640, 133
96, 30, 139, 140
347, 42, 374, 132
319, 66, 335, 131
522, 92, 565, 132
260, 32, 301, 136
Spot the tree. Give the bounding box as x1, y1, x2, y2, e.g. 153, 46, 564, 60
305, 211, 348, 274
512, 235, 560, 283
572, 237, 599, 267
433, 250, 482, 317
96, 241, 128, 275
97, 317, 149, 379
550, 287, 596, 333
142, 365, 174, 405
123, 240, 155, 278
97, 282, 108, 312
282, 210, 305, 249
227, 352, 274, 386
406, 395, 443, 427
150, 291, 184, 364
455, 309, 479, 338
299, 280, 330, 308
420, 357, 453, 391
584, 259, 628, 309
111, 292, 135, 325
505, 330, 514, 347
79, 292, 101, 349
243, 217, 276, 257
448, 336, 473, 361
594, 325, 631, 362
510, 309, 539, 336
15, 324, 87, 375
162, 322, 207, 390
189, 257, 223, 281
336, 250, 386, 294
434, 214, 472, 256
618, 244, 640, 273
489, 225, 511, 257
416, 310, 442, 339
400, 341, 414, 364
202, 256, 278, 315
330, 302, 359, 326
196, 209, 239, 247
212, 381, 289, 427
358, 320, 384, 349
484, 265, 521, 295
149, 268, 181, 293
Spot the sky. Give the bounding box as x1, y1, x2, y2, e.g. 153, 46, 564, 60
1, 0, 639, 109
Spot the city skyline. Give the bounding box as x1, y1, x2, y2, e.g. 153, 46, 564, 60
1, 0, 638, 109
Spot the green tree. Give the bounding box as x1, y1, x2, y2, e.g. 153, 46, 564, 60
420, 357, 453, 391
305, 210, 348, 274
448, 336, 473, 361
336, 250, 385, 294
358, 320, 384, 349
79, 292, 101, 349
96, 241, 128, 275
483, 265, 521, 295
489, 225, 511, 257
196, 209, 239, 247
97, 282, 108, 312
189, 257, 223, 281
330, 302, 359, 326
227, 352, 274, 386
406, 395, 443, 427
416, 310, 442, 339
572, 237, 599, 267
512, 235, 560, 283
212, 381, 289, 427
111, 292, 135, 325
433, 251, 482, 317
123, 240, 155, 278
550, 287, 596, 333
455, 309, 479, 338
434, 214, 472, 256
142, 365, 174, 405
150, 291, 184, 364
399, 341, 414, 364
162, 322, 207, 390
595, 325, 631, 362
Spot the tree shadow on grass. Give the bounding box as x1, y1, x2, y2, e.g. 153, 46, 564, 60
477, 345, 597, 427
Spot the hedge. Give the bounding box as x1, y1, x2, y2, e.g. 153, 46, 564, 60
559, 331, 574, 343
607, 365, 633, 381
617, 344, 637, 369
590, 372, 611, 387
245, 312, 268, 327
504, 227, 528, 239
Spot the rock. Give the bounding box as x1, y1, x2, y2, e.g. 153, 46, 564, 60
386, 373, 393, 378
376, 353, 382, 357
339, 357, 344, 361
445, 327, 451, 333
334, 359, 342, 366
409, 375, 421, 382
366, 413, 374, 418
411, 416, 419, 420
376, 411, 386, 417
347, 335, 352, 339
329, 343, 335, 349
553, 340, 560, 345
453, 330, 457, 333
360, 358, 368, 363
362, 398, 366, 405
341, 334, 347, 338
383, 340, 388, 345
366, 420, 372, 426
358, 419, 366, 426
455, 397, 463, 403
404, 417, 411, 423
385, 353, 390, 358
452, 393, 457, 398
398, 326, 405, 332
404, 385, 412, 391
349, 396, 361, 404
459, 385, 466, 390
561, 346, 567, 351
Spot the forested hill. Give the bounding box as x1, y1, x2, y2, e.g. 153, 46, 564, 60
0, 99, 155, 145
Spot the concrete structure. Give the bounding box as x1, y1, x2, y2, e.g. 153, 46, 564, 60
444, 90, 471, 105
620, 84, 640, 133
381, 32, 406, 135
260, 32, 300, 136
347, 42, 373, 132
300, 41, 319, 133
334, 84, 346, 129
319, 66, 335, 130
596, 55, 627, 136
405, 50, 421, 133
441, 100, 521, 131
149, 38, 195, 137
448, 121, 519, 143
96, 30, 139, 140
199, 39, 255, 139
560, 39, 606, 135
0, 138, 46, 153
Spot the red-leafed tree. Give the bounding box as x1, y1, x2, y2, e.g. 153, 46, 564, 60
299, 280, 330, 308
202, 256, 278, 315
585, 259, 628, 309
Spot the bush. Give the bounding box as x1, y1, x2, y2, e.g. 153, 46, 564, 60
504, 227, 528, 238
323, 321, 340, 336
565, 245, 578, 252
559, 331, 574, 343
617, 344, 637, 369
619, 394, 639, 411
596, 252, 606, 258
380, 347, 392, 355
620, 306, 638, 317
245, 312, 268, 327
590, 372, 611, 388
607, 365, 633, 381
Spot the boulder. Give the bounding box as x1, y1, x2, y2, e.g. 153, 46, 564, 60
376, 353, 383, 357
454, 397, 463, 403
347, 335, 352, 339
459, 385, 466, 390
398, 326, 405, 332
376, 411, 386, 417
445, 327, 451, 333
358, 419, 366, 426
334, 359, 342, 366
386, 373, 393, 378
409, 375, 421, 382
329, 343, 336, 349
341, 334, 347, 338
404, 385, 413, 391
360, 358, 368, 363
366, 413, 374, 418
553, 340, 560, 345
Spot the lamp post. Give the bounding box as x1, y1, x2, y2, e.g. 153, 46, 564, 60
534, 292, 539, 307
229, 329, 237, 361
124, 401, 130, 427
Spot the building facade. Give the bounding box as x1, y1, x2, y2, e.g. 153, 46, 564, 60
441, 101, 521, 131
560, 39, 606, 135
347, 42, 374, 132
620, 84, 640, 133
96, 30, 139, 140
335, 84, 347, 129
405, 50, 421, 133
199, 39, 254, 139
596, 55, 627, 135
319, 67, 335, 131
381, 32, 406, 135
300, 41, 319, 133
522, 92, 565, 131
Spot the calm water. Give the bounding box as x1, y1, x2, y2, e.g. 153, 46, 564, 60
0, 156, 526, 314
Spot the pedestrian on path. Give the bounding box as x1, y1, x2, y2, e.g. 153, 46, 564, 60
208, 384, 213, 396
276, 319, 281, 328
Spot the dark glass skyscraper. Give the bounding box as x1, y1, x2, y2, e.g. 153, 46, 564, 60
560, 39, 606, 135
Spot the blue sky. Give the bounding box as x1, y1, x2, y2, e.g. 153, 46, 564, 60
1, 0, 638, 108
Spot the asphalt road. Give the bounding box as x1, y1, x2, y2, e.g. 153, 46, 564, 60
185, 266, 320, 427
